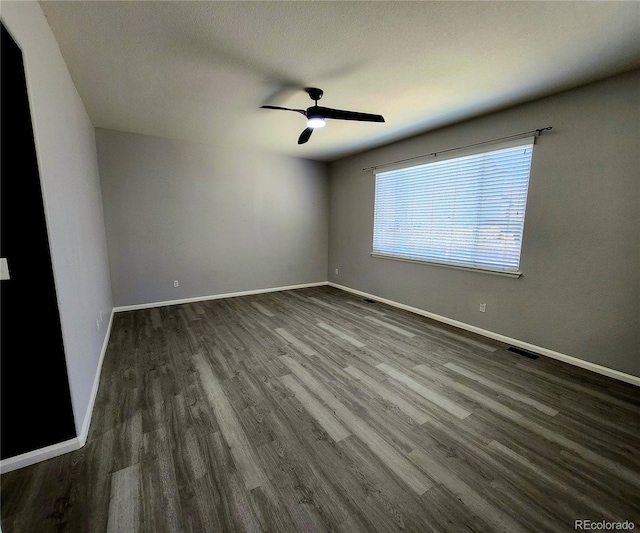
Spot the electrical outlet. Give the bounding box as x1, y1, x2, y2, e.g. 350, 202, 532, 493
335, 268, 339, 275
479, 303, 487, 312
174, 280, 179, 288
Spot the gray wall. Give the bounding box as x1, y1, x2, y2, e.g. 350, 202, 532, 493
2, 3, 114, 435
96, 129, 329, 307
328, 70, 640, 378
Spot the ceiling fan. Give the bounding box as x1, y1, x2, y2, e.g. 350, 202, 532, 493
261, 87, 385, 145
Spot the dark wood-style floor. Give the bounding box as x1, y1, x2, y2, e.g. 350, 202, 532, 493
2, 286, 639, 532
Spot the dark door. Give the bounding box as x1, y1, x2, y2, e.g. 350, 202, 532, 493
1, 23, 76, 459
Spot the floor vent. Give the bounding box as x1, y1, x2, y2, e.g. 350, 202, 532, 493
507, 346, 540, 360
363, 298, 378, 304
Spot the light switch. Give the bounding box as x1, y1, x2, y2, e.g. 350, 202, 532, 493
0, 258, 10, 281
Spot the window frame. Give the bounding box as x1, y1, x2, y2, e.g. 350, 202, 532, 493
371, 137, 535, 278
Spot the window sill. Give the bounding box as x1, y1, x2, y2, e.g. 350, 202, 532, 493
370, 252, 522, 278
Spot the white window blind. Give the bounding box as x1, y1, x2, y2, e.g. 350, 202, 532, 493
372, 139, 534, 275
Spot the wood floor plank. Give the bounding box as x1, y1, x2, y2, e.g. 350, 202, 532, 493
280, 355, 433, 495
201, 430, 274, 532
413, 364, 640, 490
274, 327, 317, 356
193, 353, 274, 498
346, 299, 387, 316
414, 318, 500, 352
256, 441, 341, 532
365, 316, 417, 338
377, 363, 472, 420
488, 440, 622, 522
107, 464, 141, 533
444, 361, 559, 416
414, 363, 525, 420
3, 286, 638, 532
141, 428, 182, 533
317, 321, 366, 348
220, 471, 264, 533
409, 447, 528, 533
435, 329, 499, 351
515, 362, 639, 412
309, 296, 343, 311
279, 373, 351, 442
343, 365, 430, 425
332, 435, 438, 532
250, 301, 275, 317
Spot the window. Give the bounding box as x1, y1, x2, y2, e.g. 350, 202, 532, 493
372, 139, 534, 276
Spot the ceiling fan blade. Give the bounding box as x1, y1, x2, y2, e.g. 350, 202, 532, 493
298, 128, 313, 144
315, 106, 385, 122
260, 105, 306, 116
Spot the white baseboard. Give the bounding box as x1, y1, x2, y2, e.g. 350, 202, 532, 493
0, 309, 116, 474
78, 308, 115, 446
328, 282, 640, 387
113, 281, 329, 312
5, 279, 634, 476
0, 437, 81, 475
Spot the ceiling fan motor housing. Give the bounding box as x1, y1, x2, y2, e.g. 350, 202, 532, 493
305, 87, 324, 102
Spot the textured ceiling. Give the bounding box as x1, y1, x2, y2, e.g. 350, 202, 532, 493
38, 1, 640, 161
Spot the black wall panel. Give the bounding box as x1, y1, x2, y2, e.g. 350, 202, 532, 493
1, 23, 76, 459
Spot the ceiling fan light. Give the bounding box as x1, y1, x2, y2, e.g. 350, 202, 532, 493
306, 116, 326, 129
